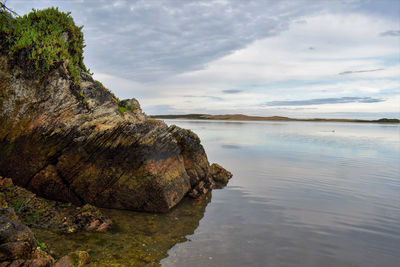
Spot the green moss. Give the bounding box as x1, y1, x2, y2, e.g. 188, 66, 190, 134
94, 80, 104, 88
117, 106, 129, 115
117, 101, 137, 115
117, 105, 137, 115
0, 7, 87, 85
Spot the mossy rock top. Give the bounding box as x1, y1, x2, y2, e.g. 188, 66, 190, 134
0, 7, 87, 85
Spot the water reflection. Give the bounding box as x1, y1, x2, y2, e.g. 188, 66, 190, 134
161, 120, 400, 267
33, 193, 212, 266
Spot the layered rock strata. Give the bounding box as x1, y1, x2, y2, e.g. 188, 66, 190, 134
0, 56, 232, 212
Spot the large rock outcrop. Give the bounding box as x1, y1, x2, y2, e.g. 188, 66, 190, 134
0, 55, 231, 212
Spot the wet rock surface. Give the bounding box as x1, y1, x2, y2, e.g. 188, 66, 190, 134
0, 216, 35, 261
0, 177, 96, 266
0, 212, 55, 267
210, 163, 233, 188
0, 54, 231, 212
0, 177, 111, 234
54, 251, 89, 267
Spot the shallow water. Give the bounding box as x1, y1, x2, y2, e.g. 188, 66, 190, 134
35, 120, 400, 266
34, 194, 212, 266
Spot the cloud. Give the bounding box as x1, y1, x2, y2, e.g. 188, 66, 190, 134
222, 89, 242, 94
143, 104, 181, 115
380, 30, 400, 37
8, 1, 400, 119
338, 68, 385, 75
221, 144, 241, 149
264, 97, 384, 106
9, 0, 359, 82
183, 95, 223, 101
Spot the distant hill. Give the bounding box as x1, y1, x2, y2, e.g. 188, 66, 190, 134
151, 114, 400, 123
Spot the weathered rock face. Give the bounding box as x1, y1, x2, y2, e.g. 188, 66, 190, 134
0, 55, 231, 212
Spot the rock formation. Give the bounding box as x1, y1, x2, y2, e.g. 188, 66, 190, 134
0, 54, 232, 212
1, 41, 234, 215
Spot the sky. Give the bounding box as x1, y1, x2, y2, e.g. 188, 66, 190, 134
7, 0, 400, 119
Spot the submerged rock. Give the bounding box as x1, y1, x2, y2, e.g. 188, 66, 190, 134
54, 251, 89, 267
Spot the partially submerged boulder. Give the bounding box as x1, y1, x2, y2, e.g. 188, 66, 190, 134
210, 163, 233, 188
54, 251, 89, 267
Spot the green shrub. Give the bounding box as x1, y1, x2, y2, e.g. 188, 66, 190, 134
117, 102, 137, 115
0, 7, 87, 85
118, 106, 129, 115
0, 10, 14, 51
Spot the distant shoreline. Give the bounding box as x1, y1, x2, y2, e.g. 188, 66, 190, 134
151, 114, 400, 123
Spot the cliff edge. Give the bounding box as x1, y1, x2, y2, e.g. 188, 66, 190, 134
0, 8, 231, 213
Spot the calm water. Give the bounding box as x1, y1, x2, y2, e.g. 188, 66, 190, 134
162, 120, 400, 267
35, 120, 400, 266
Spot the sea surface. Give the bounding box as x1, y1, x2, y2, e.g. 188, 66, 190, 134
35, 120, 400, 266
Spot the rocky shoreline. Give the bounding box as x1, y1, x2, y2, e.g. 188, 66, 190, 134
0, 53, 232, 212
0, 7, 232, 266
1, 176, 106, 266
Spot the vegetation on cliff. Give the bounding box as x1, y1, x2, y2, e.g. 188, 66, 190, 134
0, 7, 87, 85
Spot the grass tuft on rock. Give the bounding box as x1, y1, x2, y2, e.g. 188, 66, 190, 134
0, 7, 87, 85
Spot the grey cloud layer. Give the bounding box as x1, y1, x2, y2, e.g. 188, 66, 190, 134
264, 97, 383, 106
338, 69, 384, 75
11, 0, 361, 82
222, 89, 242, 94
183, 95, 223, 101
380, 30, 400, 37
